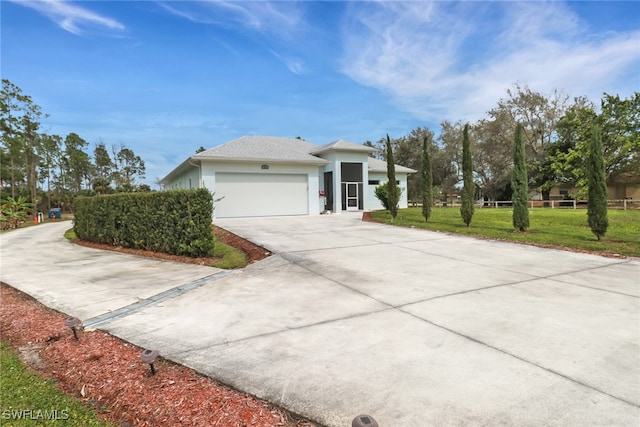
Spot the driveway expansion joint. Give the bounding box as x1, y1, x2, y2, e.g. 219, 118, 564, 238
82, 270, 234, 329
399, 307, 640, 409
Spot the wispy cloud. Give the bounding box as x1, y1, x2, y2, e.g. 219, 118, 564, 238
9, 0, 126, 36
340, 1, 640, 123
270, 49, 305, 75
160, 0, 305, 39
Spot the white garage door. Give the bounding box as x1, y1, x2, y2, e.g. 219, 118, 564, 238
215, 173, 309, 218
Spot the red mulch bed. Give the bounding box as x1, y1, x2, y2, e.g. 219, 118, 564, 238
0, 284, 316, 427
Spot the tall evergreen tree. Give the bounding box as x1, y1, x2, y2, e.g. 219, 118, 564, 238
587, 125, 609, 240
460, 124, 474, 226
385, 134, 399, 219
511, 123, 530, 231
421, 136, 433, 221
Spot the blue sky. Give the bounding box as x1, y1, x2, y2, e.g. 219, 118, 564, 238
3, 1, 639, 186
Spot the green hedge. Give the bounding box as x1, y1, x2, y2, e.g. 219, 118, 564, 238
73, 189, 214, 257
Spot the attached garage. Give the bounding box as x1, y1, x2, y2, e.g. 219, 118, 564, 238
160, 136, 415, 218
215, 173, 309, 218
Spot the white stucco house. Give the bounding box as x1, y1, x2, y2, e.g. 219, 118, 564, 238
160, 136, 416, 218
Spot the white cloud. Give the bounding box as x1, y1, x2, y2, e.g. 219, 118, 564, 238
340, 1, 640, 123
160, 0, 305, 39
9, 0, 126, 36
270, 49, 305, 75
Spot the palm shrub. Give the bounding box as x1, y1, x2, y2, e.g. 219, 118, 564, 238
0, 196, 34, 230
587, 125, 609, 240
511, 123, 530, 231
460, 124, 475, 226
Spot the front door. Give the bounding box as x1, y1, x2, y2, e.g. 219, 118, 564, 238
346, 182, 359, 211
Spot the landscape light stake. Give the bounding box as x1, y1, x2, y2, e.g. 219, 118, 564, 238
64, 316, 82, 340
140, 349, 159, 375
352, 414, 379, 427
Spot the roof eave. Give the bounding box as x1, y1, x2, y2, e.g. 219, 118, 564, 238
159, 157, 200, 184
196, 156, 329, 165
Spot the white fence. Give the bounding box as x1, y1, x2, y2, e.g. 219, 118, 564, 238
432, 199, 640, 210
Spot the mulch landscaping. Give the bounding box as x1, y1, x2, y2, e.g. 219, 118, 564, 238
0, 227, 318, 426
0, 284, 316, 427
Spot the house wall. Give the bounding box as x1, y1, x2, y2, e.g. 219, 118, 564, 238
550, 184, 640, 200
318, 151, 370, 213
163, 165, 200, 190
366, 171, 409, 211
610, 183, 640, 200
200, 161, 323, 218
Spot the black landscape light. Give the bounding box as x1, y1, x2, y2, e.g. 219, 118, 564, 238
140, 349, 159, 375
64, 316, 82, 340
352, 414, 379, 427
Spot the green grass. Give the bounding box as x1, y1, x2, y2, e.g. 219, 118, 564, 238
371, 207, 640, 257
211, 240, 247, 269
0, 342, 113, 427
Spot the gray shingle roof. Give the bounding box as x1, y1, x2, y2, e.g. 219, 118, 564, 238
311, 139, 377, 155
367, 156, 417, 174
194, 135, 328, 164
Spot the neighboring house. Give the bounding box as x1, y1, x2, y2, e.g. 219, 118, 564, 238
160, 136, 416, 218
549, 173, 640, 201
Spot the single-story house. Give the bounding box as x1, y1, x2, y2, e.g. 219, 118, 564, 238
160, 135, 416, 218
550, 173, 640, 201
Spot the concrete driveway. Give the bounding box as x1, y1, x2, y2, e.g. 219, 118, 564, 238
1, 215, 639, 426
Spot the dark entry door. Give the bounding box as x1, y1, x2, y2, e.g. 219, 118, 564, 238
323, 171, 334, 211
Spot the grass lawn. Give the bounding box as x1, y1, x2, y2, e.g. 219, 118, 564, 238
0, 342, 113, 426
371, 207, 640, 257
211, 240, 247, 268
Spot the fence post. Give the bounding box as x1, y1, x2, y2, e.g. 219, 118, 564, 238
573, 200, 576, 209
624, 199, 627, 211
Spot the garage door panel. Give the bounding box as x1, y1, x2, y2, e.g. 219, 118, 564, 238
215, 173, 308, 218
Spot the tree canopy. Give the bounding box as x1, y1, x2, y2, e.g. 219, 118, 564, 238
364, 86, 638, 204
1, 79, 148, 212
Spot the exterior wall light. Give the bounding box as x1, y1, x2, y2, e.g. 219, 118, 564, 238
352, 414, 379, 427
63, 316, 82, 340
140, 349, 159, 375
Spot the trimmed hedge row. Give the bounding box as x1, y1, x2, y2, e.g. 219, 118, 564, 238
73, 189, 215, 257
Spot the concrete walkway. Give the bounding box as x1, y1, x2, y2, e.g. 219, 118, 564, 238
1, 217, 639, 426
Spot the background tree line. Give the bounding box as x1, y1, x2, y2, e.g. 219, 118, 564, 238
366, 84, 639, 203
1, 79, 148, 213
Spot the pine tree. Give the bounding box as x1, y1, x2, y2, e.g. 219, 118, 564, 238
511, 123, 530, 231
386, 134, 399, 219
587, 125, 609, 240
421, 136, 433, 221
460, 124, 474, 226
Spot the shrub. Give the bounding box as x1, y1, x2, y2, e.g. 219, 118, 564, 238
460, 123, 475, 227
74, 188, 214, 257
374, 181, 403, 211
587, 125, 609, 240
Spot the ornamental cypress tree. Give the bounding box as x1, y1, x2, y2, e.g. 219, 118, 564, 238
385, 134, 399, 219
460, 124, 474, 226
421, 136, 433, 222
587, 125, 609, 240
511, 123, 530, 231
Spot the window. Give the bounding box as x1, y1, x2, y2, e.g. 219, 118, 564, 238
368, 180, 380, 185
